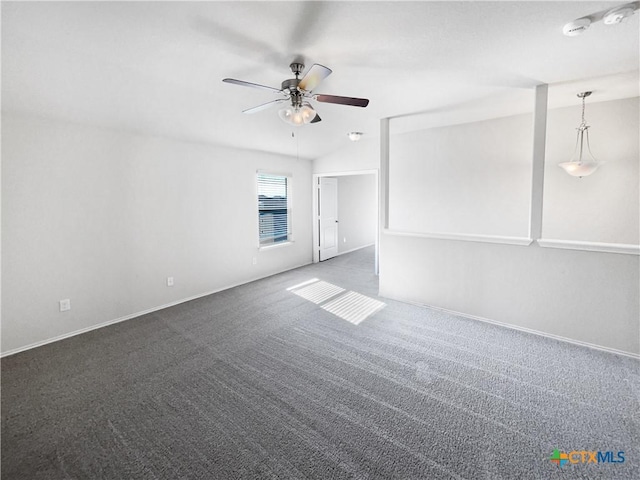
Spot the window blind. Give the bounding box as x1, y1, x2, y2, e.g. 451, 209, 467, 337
257, 173, 290, 245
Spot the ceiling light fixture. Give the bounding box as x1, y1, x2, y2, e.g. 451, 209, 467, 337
558, 91, 601, 178
347, 132, 363, 142
278, 102, 316, 126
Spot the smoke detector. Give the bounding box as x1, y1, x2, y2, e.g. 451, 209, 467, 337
563, 2, 639, 35
603, 6, 636, 24
563, 18, 591, 36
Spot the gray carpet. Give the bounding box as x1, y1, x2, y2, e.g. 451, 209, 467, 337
2, 246, 638, 479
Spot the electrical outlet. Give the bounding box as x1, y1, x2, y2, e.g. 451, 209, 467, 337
167, 276, 174, 287
59, 299, 71, 312
252, 257, 257, 265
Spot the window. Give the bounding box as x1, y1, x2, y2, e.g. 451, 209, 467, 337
257, 173, 291, 246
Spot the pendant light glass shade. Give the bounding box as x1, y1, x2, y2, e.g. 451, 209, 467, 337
558, 91, 601, 178
278, 102, 316, 126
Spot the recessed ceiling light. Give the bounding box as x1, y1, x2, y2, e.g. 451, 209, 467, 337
347, 132, 363, 141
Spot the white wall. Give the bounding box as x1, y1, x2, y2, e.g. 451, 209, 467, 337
381, 93, 640, 355
337, 174, 377, 254
380, 234, 639, 354
313, 137, 379, 174
389, 113, 533, 237
542, 97, 639, 244
1, 114, 312, 354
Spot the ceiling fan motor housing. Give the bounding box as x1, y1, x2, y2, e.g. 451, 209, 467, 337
281, 78, 303, 107
281, 78, 300, 92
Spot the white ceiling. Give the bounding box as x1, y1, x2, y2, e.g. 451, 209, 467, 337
2, 1, 638, 159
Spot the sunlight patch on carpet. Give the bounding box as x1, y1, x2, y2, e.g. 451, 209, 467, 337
286, 278, 320, 291
289, 280, 345, 304
321, 291, 386, 325
287, 278, 385, 325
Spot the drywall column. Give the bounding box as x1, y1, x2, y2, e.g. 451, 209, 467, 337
380, 118, 389, 230
529, 84, 548, 240
378, 118, 390, 274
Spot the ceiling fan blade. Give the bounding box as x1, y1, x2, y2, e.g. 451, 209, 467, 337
310, 113, 322, 124
315, 94, 369, 107
298, 64, 332, 92
242, 99, 288, 114
222, 78, 282, 94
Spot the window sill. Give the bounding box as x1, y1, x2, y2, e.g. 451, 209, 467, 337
259, 241, 295, 251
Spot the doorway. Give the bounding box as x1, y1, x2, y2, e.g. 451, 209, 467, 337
312, 170, 379, 274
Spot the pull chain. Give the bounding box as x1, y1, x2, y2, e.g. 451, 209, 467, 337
291, 131, 299, 161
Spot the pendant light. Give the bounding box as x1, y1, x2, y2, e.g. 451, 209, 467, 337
558, 91, 601, 178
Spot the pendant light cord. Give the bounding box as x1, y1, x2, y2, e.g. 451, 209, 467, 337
576, 92, 597, 164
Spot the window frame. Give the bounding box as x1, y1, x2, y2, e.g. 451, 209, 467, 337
256, 170, 294, 250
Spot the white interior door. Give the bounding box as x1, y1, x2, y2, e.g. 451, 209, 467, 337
319, 177, 339, 261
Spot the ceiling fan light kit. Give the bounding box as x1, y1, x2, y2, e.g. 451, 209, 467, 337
278, 102, 316, 126
223, 62, 369, 126
558, 91, 601, 178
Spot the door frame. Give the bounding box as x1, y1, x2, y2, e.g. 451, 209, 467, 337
318, 176, 339, 262
312, 169, 380, 274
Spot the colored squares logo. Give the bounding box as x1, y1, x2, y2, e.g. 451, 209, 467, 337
550, 450, 569, 466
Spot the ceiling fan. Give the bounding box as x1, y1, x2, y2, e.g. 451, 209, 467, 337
223, 62, 369, 126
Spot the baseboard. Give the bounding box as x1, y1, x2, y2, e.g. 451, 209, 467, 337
336, 243, 375, 257
381, 295, 640, 360
1, 261, 312, 358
